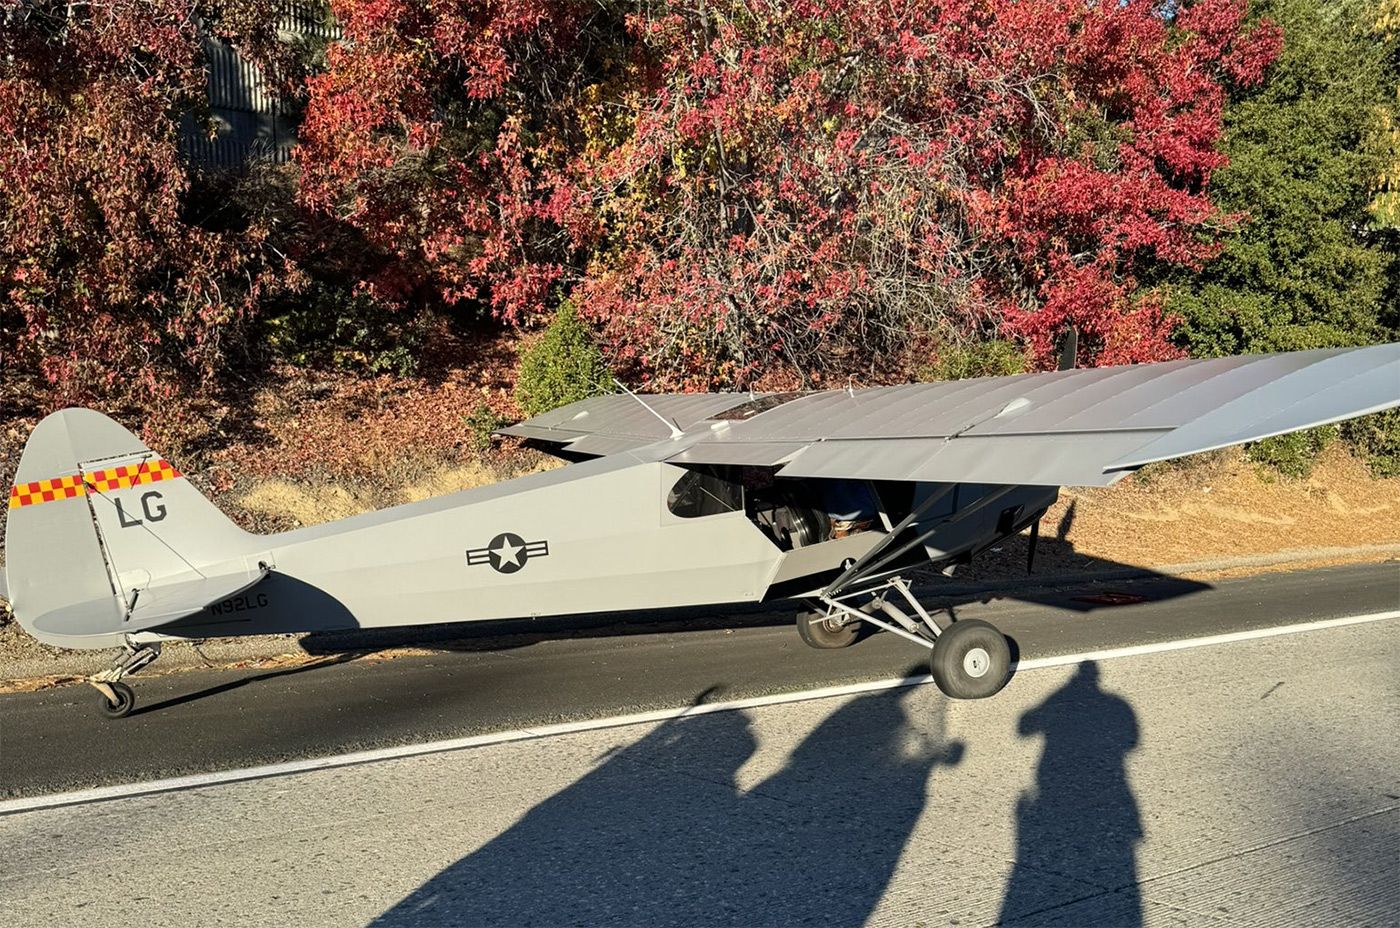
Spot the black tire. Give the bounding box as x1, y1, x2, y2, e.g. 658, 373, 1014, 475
796, 609, 860, 649
929, 620, 1011, 699
99, 682, 136, 719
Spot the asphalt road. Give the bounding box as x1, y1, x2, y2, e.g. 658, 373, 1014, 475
1, 561, 1396, 799
2, 613, 1397, 927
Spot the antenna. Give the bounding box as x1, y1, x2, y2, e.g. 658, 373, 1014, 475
617, 381, 684, 439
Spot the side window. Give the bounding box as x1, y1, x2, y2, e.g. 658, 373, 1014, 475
667, 470, 743, 519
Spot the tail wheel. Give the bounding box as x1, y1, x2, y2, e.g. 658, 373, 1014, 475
929, 620, 1011, 699
98, 681, 136, 719
796, 608, 859, 649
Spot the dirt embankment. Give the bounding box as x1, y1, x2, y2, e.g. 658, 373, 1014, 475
1039, 445, 1398, 566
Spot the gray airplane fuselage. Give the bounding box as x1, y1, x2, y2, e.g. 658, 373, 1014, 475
160, 452, 1048, 644
4, 407, 1054, 651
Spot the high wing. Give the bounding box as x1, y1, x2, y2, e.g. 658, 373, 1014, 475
498, 392, 751, 457
499, 343, 1400, 486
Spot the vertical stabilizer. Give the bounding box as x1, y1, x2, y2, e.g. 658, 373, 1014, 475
4, 409, 252, 647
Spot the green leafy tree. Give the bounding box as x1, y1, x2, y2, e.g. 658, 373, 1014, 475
1370, 0, 1400, 230
1166, 0, 1397, 358
515, 301, 615, 417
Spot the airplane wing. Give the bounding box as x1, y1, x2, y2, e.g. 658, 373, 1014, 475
501, 343, 1400, 486
497, 392, 752, 456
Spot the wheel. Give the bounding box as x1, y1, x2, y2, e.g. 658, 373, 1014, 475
99, 681, 135, 719
796, 608, 860, 649
929, 620, 1011, 699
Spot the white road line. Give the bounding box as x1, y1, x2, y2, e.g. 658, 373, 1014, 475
3, 609, 1397, 817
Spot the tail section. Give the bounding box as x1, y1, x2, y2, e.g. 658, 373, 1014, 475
4, 408, 254, 648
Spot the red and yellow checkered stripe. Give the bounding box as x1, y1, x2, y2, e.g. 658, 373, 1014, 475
8, 474, 87, 509
8, 459, 182, 510
83, 459, 181, 494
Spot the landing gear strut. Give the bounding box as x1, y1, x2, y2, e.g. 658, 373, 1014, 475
788, 479, 1032, 697
88, 640, 161, 719
812, 576, 1013, 699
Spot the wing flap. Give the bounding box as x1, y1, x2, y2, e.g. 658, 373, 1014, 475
778, 432, 1166, 486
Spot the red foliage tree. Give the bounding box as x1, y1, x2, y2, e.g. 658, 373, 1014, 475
301, 0, 1278, 388
571, 0, 1281, 384
0, 0, 297, 411
295, 0, 599, 319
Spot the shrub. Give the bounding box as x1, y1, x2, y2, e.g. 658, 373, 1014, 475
465, 403, 509, 454
515, 301, 615, 417
0, 1, 303, 412
1340, 409, 1400, 477
1246, 425, 1340, 479
264, 282, 422, 377
921, 340, 1029, 381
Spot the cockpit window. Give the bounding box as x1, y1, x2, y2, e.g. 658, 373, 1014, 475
667, 470, 743, 518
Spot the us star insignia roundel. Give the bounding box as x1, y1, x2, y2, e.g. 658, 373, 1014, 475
467, 532, 549, 574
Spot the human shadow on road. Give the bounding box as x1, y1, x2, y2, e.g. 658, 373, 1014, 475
369, 678, 962, 927
998, 661, 1143, 927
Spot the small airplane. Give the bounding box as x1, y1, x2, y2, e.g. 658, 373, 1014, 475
3, 340, 1397, 717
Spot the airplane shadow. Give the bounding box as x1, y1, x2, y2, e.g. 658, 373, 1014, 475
998, 660, 1144, 927
368, 673, 963, 927
125, 509, 1202, 719
127, 652, 364, 717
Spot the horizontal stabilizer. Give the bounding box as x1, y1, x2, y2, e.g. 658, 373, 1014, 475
127, 568, 270, 630
28, 568, 269, 647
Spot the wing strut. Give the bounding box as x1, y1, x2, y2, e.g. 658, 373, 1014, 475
617, 382, 683, 439
822, 484, 955, 595
821, 485, 1020, 597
